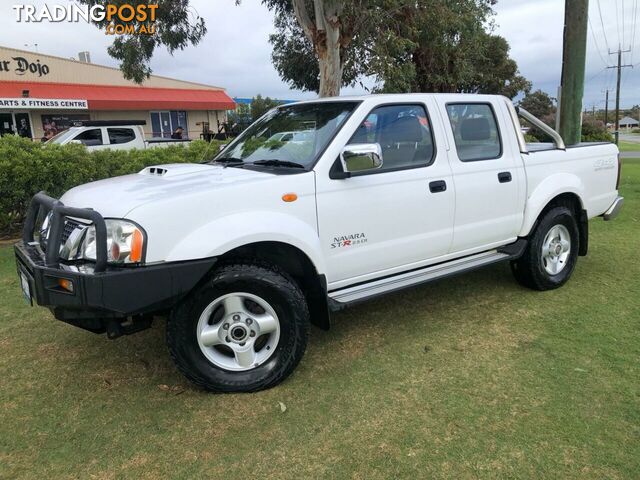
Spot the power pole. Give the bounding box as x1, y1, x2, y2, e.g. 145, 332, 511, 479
608, 47, 632, 144
604, 89, 609, 126
558, 0, 589, 145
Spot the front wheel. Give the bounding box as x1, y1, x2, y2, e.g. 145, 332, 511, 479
511, 206, 579, 290
167, 262, 309, 392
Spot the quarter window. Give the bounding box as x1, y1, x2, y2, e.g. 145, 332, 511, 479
348, 104, 435, 172
108, 128, 136, 144
446, 103, 502, 161
73, 128, 103, 146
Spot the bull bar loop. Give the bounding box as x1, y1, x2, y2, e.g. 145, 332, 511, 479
22, 191, 109, 272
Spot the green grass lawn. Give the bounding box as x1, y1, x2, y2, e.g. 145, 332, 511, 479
618, 141, 640, 152
1, 162, 639, 479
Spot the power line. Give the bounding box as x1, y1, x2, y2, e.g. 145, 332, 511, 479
630, 0, 638, 64
596, 0, 611, 52
586, 67, 607, 83
623, 0, 626, 46
589, 16, 609, 66
616, 0, 622, 46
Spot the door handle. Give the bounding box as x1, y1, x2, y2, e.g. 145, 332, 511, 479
429, 180, 447, 193
498, 172, 512, 183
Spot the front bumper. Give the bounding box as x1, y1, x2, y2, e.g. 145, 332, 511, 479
15, 192, 217, 335
15, 241, 215, 318
603, 196, 624, 221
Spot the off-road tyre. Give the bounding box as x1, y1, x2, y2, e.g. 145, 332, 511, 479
511, 206, 579, 291
167, 261, 309, 392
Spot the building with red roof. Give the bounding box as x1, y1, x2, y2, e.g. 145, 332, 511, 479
0, 45, 235, 141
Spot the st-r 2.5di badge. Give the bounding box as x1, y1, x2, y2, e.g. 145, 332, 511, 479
331, 233, 367, 249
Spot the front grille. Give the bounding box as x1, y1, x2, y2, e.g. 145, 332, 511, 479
61, 219, 83, 243
40, 217, 85, 253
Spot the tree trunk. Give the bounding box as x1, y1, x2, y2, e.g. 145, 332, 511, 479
318, 42, 342, 97
292, 0, 344, 98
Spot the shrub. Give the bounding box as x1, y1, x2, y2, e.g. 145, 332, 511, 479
581, 119, 614, 143
0, 136, 225, 237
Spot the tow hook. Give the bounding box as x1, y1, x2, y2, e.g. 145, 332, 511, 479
106, 315, 153, 339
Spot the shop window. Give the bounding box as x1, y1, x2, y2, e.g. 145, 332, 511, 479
108, 128, 136, 144
41, 114, 90, 136
150, 111, 188, 138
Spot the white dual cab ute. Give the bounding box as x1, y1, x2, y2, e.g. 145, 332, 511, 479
15, 94, 624, 392
46, 120, 190, 150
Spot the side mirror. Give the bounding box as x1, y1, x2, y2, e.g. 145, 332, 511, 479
340, 143, 383, 174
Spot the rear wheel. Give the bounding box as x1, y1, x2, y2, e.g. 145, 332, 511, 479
511, 206, 579, 290
167, 262, 309, 392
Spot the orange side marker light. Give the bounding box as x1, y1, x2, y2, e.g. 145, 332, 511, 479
130, 229, 144, 262
282, 193, 298, 203
58, 278, 74, 293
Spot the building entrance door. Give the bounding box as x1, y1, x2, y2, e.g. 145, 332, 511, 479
0, 112, 14, 136
14, 112, 33, 139
0, 112, 33, 139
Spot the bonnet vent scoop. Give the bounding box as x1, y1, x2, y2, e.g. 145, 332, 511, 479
143, 167, 168, 176
138, 163, 214, 177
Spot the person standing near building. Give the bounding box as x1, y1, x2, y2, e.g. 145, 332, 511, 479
17, 118, 31, 139
171, 126, 185, 139
41, 130, 54, 143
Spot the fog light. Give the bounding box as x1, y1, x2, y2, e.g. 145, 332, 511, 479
58, 278, 74, 293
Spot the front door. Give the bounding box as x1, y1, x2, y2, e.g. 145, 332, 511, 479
440, 101, 522, 253
316, 103, 455, 287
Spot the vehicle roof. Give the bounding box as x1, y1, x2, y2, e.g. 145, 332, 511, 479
284, 93, 509, 106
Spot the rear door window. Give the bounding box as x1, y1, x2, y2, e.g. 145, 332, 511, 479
107, 128, 136, 145
445, 103, 502, 161
73, 129, 103, 146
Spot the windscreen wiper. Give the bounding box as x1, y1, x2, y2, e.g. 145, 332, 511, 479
211, 157, 245, 168
250, 159, 305, 169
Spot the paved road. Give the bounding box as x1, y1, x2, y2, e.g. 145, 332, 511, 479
619, 133, 640, 144
621, 151, 640, 159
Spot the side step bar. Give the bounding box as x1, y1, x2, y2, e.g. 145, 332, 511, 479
328, 244, 524, 308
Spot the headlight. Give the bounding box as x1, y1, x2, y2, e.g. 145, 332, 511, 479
81, 219, 145, 264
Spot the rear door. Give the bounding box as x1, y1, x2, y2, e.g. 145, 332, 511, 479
437, 99, 523, 253
107, 127, 139, 150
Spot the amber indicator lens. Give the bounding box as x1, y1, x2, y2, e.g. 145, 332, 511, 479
57, 278, 74, 293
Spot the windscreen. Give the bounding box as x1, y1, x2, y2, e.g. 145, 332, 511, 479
214, 102, 359, 169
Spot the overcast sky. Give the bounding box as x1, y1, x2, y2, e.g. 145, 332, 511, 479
1, 0, 638, 108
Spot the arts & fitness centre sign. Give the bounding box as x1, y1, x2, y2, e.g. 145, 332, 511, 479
0, 98, 88, 110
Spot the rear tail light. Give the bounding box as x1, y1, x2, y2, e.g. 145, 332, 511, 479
616, 153, 621, 190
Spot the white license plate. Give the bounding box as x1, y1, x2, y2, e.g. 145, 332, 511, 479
19, 271, 32, 306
